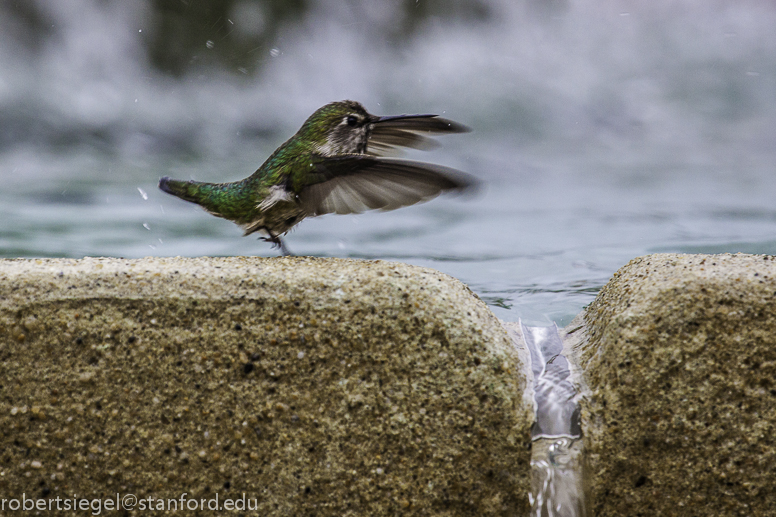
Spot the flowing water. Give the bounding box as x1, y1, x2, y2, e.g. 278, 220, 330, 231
529, 437, 585, 517
506, 322, 585, 517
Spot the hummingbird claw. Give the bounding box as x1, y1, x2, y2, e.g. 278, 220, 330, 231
261, 232, 293, 257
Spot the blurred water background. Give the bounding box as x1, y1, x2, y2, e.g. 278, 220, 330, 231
1, 0, 775, 325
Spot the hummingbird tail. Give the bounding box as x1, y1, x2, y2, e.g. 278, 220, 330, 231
159, 176, 194, 200
159, 176, 220, 209
158, 176, 232, 217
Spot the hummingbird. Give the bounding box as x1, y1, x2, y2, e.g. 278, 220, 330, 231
158, 100, 476, 255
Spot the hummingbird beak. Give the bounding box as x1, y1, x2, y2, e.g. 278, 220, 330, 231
367, 112, 470, 154
373, 114, 436, 124
371, 113, 470, 134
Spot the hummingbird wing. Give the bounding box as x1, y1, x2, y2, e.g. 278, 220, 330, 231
298, 155, 477, 216
368, 116, 470, 156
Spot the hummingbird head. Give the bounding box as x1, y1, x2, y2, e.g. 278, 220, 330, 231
297, 100, 470, 157
298, 100, 375, 157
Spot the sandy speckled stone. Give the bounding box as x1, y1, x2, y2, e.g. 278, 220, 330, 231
570, 253, 776, 517
0, 256, 532, 516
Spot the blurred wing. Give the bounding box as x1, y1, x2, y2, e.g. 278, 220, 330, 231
368, 115, 470, 156
299, 155, 477, 216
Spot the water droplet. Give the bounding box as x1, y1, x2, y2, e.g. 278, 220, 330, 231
143, 223, 151, 231
206, 40, 215, 49
137, 187, 148, 200
270, 48, 280, 58
138, 29, 142, 33
297, 351, 305, 359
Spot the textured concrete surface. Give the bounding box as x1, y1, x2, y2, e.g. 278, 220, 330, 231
0, 257, 532, 516
570, 253, 776, 516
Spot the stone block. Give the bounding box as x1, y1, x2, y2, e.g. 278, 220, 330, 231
0, 257, 532, 516
571, 253, 776, 516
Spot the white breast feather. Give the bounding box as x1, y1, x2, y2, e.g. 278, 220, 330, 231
257, 185, 294, 211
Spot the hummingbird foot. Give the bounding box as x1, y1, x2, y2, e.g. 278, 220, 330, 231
260, 231, 293, 257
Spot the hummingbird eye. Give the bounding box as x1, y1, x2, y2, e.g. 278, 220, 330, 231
346, 115, 359, 127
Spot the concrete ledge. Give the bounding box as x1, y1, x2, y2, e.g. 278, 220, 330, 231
0, 257, 532, 515
571, 253, 776, 516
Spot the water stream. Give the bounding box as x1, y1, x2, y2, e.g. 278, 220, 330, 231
506, 322, 585, 517
529, 437, 585, 517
